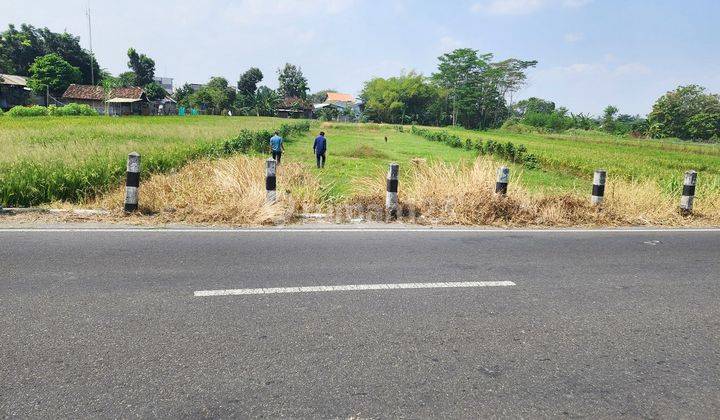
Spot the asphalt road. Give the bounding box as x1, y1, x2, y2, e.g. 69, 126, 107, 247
1, 227, 720, 418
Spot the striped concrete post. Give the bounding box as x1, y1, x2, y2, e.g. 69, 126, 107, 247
495, 166, 509, 195
123, 152, 140, 212
266, 158, 277, 204
591, 169, 607, 206
386, 163, 399, 219
680, 170, 697, 214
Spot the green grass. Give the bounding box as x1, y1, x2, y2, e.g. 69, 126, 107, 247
282, 123, 478, 199
3, 117, 718, 208
442, 126, 720, 194
282, 123, 593, 198
0, 115, 310, 206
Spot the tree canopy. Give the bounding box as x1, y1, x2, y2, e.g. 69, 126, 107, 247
277, 63, 309, 100
126, 48, 155, 86
648, 85, 720, 141
0, 24, 99, 84
361, 72, 443, 125
27, 53, 81, 96
431, 48, 535, 129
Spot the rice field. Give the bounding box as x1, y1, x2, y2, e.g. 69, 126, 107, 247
0, 115, 311, 206
2, 117, 719, 226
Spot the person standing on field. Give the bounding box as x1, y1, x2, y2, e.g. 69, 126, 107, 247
313, 131, 327, 168
270, 131, 284, 165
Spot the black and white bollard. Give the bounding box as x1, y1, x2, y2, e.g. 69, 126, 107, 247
495, 166, 509, 195
680, 170, 697, 214
123, 152, 140, 212
386, 162, 399, 219
266, 158, 277, 204
591, 169, 606, 206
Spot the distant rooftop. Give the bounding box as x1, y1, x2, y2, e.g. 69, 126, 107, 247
326, 92, 355, 103
62, 84, 146, 101
0, 74, 28, 87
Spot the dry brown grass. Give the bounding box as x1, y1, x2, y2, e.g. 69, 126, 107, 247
12, 155, 716, 227
88, 156, 323, 225
345, 158, 720, 227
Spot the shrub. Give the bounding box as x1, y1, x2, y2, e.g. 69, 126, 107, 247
57, 103, 99, 116
0, 108, 4, 116
6, 103, 99, 117
411, 127, 541, 170
6, 105, 49, 117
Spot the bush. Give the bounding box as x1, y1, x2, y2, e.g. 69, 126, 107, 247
6, 104, 99, 117
410, 126, 541, 170
0, 108, 4, 116
6, 105, 49, 117
219, 121, 311, 155
51, 103, 99, 116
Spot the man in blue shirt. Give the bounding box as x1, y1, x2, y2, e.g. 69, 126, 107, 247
313, 131, 327, 168
270, 131, 284, 164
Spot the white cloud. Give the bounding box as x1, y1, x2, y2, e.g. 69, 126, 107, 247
560, 63, 601, 74
470, 0, 592, 15
470, 0, 544, 15
552, 61, 651, 78
438, 36, 464, 52
614, 63, 652, 76
564, 32, 583, 43
225, 0, 356, 24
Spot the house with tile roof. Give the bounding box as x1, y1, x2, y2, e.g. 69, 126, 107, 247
314, 91, 363, 122
61, 84, 150, 116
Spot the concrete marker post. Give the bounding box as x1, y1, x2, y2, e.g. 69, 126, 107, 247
266, 158, 277, 204
386, 162, 399, 219
591, 169, 607, 206
123, 152, 140, 212
495, 166, 509, 195
680, 170, 697, 214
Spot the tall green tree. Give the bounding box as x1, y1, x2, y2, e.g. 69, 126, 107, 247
277, 63, 309, 100
648, 85, 720, 140
126, 48, 155, 86
237, 67, 263, 97
432, 48, 514, 129
27, 53, 81, 96
360, 71, 440, 125
0, 24, 99, 84
236, 67, 264, 113
492, 58, 538, 104
602, 105, 619, 133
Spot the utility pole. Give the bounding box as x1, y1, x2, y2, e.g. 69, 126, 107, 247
86, 3, 95, 85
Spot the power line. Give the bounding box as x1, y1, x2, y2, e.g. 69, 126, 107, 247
86, 2, 95, 85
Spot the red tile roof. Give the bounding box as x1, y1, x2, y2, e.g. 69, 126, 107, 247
62, 84, 146, 101
326, 92, 355, 103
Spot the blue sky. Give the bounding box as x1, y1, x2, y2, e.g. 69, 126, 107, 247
4, 0, 720, 116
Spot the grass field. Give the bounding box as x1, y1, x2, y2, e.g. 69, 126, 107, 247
443, 126, 720, 194
3, 117, 719, 226
0, 115, 307, 206
279, 122, 719, 199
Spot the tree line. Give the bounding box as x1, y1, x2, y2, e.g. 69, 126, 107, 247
2, 24, 717, 141
360, 48, 719, 141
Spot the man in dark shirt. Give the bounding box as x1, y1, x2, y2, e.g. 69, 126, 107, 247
313, 131, 327, 168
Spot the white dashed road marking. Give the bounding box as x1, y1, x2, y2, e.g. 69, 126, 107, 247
194, 281, 516, 297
